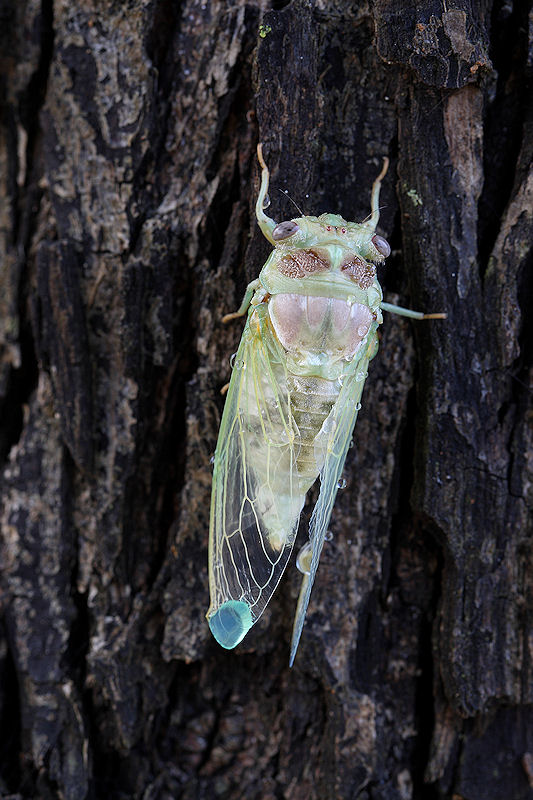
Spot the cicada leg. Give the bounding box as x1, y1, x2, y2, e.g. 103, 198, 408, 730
221, 279, 260, 323
380, 301, 446, 320
256, 144, 278, 245
367, 157, 390, 231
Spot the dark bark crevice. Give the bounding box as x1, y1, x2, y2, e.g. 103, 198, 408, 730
477, 0, 529, 276
0, 620, 22, 793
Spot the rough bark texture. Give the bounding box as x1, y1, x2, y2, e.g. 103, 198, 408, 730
0, 1, 531, 798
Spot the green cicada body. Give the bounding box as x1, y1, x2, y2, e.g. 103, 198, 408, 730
207, 146, 444, 665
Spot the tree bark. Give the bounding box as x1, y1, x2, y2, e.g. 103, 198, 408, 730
0, 1, 531, 798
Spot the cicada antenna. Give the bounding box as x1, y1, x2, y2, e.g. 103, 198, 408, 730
278, 188, 305, 217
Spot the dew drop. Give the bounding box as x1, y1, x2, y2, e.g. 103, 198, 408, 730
355, 402, 362, 411
349, 441, 354, 449
210, 455, 215, 465
296, 542, 312, 575
263, 193, 271, 209
229, 353, 237, 368
337, 478, 347, 490
324, 530, 334, 541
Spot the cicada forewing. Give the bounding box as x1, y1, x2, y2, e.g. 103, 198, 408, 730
289, 326, 379, 665
207, 301, 306, 649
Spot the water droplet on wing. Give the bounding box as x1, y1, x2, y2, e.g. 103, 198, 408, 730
296, 542, 312, 575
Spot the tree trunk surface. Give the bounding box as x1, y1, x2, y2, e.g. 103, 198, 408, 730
0, 1, 531, 798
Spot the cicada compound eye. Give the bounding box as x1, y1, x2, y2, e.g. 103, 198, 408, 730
371, 234, 391, 258
272, 220, 300, 241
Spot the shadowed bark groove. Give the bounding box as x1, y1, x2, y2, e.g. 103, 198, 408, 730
0, 1, 531, 798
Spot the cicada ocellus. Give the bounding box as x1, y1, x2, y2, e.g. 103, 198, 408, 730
207, 145, 445, 665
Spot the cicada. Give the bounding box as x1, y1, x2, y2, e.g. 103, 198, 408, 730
207, 145, 444, 666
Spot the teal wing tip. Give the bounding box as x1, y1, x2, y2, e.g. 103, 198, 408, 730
208, 600, 253, 649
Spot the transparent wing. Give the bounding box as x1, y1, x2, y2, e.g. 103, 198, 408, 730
289, 328, 379, 666
207, 304, 305, 649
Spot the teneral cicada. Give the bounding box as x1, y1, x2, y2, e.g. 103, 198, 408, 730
207, 145, 445, 666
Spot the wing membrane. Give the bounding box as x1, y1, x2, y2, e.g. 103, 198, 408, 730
207, 304, 305, 648
289, 327, 379, 665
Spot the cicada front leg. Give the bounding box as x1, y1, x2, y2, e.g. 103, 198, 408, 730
221, 279, 260, 323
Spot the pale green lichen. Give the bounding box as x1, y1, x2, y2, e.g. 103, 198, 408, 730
406, 187, 423, 206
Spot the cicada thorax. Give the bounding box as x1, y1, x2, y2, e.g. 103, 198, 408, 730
268, 293, 374, 366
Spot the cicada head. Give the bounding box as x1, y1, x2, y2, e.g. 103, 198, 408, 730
255, 146, 390, 265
